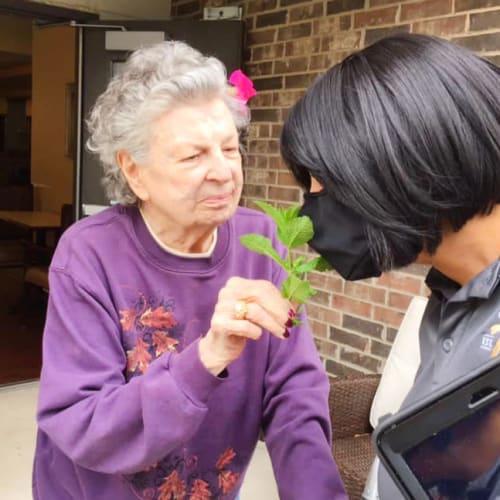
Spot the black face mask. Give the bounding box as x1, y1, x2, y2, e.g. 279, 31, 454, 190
299, 191, 382, 281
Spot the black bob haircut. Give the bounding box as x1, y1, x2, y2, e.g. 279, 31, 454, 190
281, 33, 500, 271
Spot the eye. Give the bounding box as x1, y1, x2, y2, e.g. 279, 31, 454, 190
223, 146, 240, 156
182, 153, 201, 162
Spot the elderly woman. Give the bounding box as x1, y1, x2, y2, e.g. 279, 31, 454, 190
280, 34, 500, 499
32, 41, 347, 500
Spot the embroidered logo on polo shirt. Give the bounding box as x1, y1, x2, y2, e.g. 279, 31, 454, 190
481, 320, 500, 358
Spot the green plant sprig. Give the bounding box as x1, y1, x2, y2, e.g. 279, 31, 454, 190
239, 200, 331, 326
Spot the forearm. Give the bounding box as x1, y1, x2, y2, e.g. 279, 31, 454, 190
38, 340, 222, 474
265, 389, 346, 499
38, 271, 223, 474
262, 321, 347, 499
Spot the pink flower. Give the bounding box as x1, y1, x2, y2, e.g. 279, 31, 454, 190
228, 69, 257, 103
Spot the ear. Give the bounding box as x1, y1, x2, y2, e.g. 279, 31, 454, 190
116, 150, 149, 202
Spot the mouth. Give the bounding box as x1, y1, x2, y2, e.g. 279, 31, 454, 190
203, 192, 234, 206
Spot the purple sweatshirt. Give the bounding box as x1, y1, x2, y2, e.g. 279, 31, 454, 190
33, 205, 347, 500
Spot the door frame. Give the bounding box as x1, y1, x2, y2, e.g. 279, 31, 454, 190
0, 1, 96, 221
0, 0, 97, 23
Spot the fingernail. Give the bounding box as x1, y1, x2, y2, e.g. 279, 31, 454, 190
285, 318, 294, 328
288, 308, 296, 319
283, 329, 290, 338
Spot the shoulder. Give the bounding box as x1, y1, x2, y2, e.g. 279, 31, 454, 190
52, 205, 134, 270
66, 205, 126, 232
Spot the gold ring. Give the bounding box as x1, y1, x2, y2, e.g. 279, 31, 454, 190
234, 300, 248, 320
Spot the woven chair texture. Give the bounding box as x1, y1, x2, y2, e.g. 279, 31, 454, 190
329, 374, 381, 500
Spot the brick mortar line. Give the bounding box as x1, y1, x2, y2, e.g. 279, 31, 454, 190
333, 342, 386, 358
244, 6, 498, 28
455, 6, 500, 14
332, 328, 390, 343
402, 13, 466, 25
317, 352, 340, 364
334, 353, 380, 372
455, 27, 500, 36
407, 12, 468, 21
245, 11, 500, 33
474, 50, 500, 55
308, 282, 390, 293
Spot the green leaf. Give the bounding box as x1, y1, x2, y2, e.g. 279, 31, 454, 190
240, 234, 287, 269
282, 205, 301, 221
292, 256, 306, 270
314, 256, 333, 272
295, 256, 333, 274
281, 274, 317, 303
253, 200, 284, 227
277, 215, 314, 249
244, 202, 332, 312
296, 257, 322, 274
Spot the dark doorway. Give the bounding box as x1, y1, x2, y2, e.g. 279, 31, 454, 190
0, 1, 94, 386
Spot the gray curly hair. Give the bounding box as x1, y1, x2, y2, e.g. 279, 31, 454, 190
86, 40, 250, 205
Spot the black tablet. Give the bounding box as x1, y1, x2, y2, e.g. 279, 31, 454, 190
373, 358, 500, 500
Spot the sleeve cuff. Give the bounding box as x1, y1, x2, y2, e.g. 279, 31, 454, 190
168, 339, 225, 408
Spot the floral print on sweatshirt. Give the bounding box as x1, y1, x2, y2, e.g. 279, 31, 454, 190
120, 294, 181, 378
119, 295, 241, 499
128, 447, 240, 499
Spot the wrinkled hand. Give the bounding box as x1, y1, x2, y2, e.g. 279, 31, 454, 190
199, 277, 293, 376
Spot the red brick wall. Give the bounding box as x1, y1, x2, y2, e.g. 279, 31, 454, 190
171, 0, 500, 376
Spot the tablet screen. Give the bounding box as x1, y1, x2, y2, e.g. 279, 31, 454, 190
402, 399, 500, 500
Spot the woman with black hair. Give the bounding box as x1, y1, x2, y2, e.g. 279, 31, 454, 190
281, 33, 500, 499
